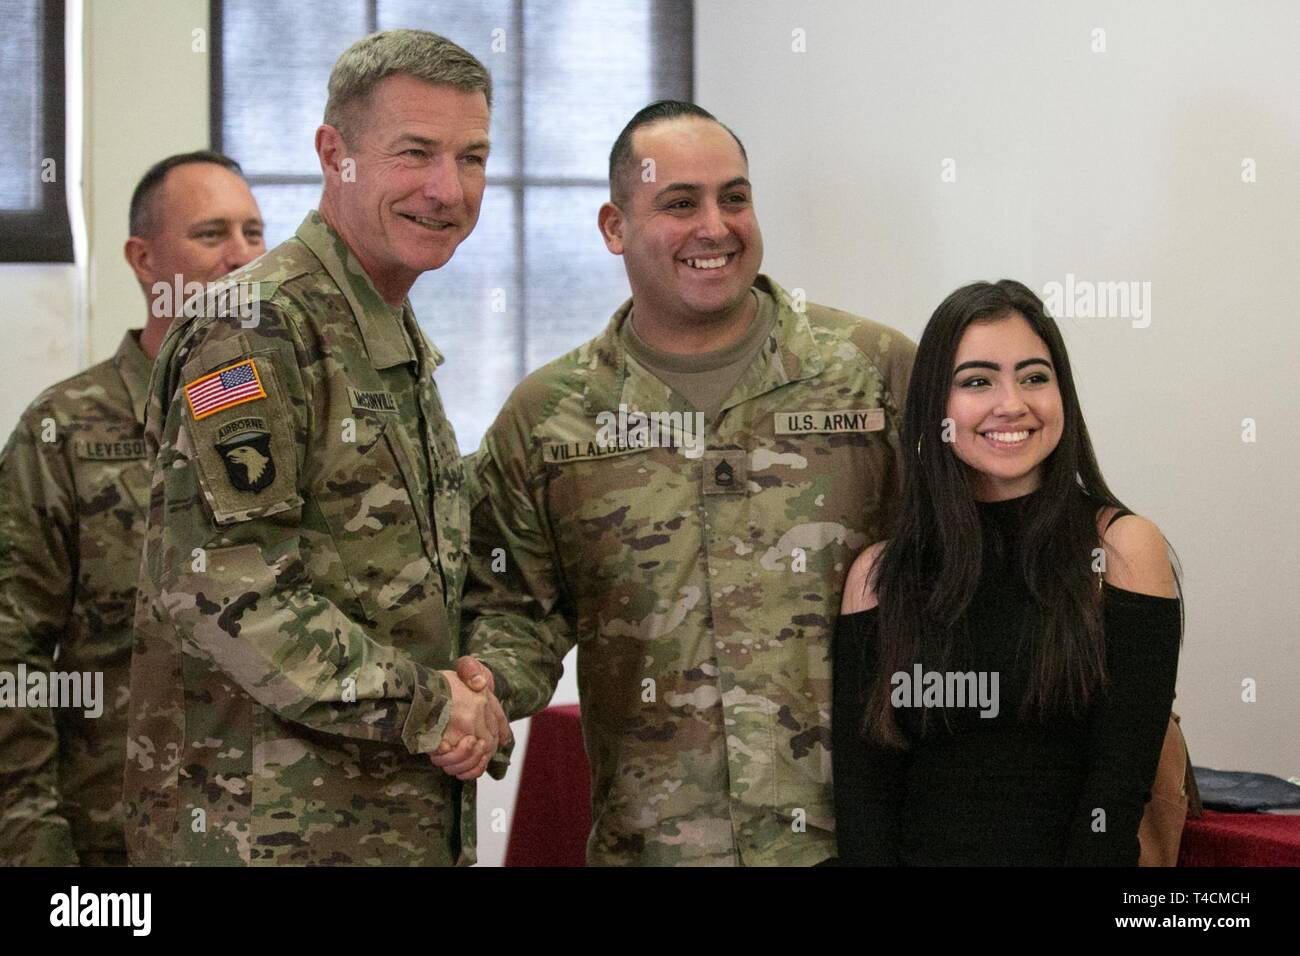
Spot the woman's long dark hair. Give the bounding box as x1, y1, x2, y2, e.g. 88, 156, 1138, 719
865, 279, 1130, 748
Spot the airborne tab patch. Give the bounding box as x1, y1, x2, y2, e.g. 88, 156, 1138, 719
774, 408, 885, 435
184, 359, 267, 420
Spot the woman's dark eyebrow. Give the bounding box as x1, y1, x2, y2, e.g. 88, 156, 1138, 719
953, 358, 1053, 374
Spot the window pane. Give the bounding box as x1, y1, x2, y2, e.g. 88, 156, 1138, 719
221, 0, 367, 176
377, 0, 520, 179
412, 186, 519, 452
524, 0, 691, 180
0, 0, 42, 210
524, 185, 630, 373
249, 182, 322, 249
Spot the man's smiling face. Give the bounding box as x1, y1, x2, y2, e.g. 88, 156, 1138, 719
325, 74, 490, 297
603, 117, 763, 325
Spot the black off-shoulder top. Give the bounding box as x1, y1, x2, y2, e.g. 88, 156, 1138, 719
831, 495, 1182, 866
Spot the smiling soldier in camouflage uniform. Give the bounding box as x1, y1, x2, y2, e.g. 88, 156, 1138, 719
454, 102, 916, 865
0, 151, 265, 865
125, 30, 509, 866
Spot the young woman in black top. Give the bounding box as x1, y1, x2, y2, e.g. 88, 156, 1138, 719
832, 280, 1181, 865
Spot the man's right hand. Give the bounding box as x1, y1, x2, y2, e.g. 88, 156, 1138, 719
452, 656, 512, 747
432, 669, 505, 780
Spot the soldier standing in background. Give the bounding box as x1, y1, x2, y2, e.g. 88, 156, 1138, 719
447, 101, 916, 865
0, 151, 265, 865
125, 30, 510, 866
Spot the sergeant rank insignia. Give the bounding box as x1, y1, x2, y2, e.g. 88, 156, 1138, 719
217, 428, 276, 493
702, 449, 747, 495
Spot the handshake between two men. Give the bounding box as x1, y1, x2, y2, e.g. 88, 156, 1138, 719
431, 658, 512, 781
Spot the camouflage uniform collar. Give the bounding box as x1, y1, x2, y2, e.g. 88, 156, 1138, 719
113, 329, 152, 425
718, 275, 826, 413
585, 274, 826, 417
295, 211, 431, 370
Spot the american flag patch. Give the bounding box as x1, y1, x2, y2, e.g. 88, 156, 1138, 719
184, 359, 267, 420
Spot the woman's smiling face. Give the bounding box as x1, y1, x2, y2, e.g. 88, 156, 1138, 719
946, 312, 1065, 502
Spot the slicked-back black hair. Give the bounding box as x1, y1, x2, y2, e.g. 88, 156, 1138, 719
607, 100, 747, 204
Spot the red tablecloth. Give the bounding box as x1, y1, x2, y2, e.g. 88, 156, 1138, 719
505, 705, 1300, 866
504, 705, 591, 867
1181, 808, 1300, 866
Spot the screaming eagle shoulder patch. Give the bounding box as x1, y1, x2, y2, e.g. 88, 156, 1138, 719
217, 427, 276, 493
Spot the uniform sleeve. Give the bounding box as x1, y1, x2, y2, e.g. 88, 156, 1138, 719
832, 609, 905, 865
0, 415, 80, 865
460, 420, 576, 722
1064, 588, 1182, 865
884, 331, 917, 417
846, 322, 916, 537
138, 313, 454, 756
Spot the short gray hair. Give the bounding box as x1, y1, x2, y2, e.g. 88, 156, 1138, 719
324, 29, 492, 144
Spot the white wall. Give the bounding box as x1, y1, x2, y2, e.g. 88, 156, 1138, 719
1, 0, 210, 438
697, 0, 1300, 778
0, 265, 82, 433
83, 0, 211, 362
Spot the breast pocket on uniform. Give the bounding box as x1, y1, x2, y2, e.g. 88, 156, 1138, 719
116, 458, 152, 517
315, 409, 434, 616
72, 431, 150, 518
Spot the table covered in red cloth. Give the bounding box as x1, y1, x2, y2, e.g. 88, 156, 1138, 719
504, 705, 1300, 866
1180, 808, 1300, 866
504, 705, 591, 867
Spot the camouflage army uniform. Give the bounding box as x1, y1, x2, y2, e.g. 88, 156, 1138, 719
464, 276, 915, 865
125, 211, 487, 866
0, 332, 151, 866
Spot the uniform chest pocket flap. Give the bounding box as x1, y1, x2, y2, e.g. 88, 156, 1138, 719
72, 431, 151, 515
315, 410, 439, 613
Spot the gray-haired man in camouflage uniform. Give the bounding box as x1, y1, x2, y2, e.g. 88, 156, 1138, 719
0, 151, 265, 865
125, 30, 510, 866
449, 102, 916, 865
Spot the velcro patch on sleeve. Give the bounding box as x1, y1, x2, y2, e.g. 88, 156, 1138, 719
184, 359, 267, 420
182, 354, 302, 525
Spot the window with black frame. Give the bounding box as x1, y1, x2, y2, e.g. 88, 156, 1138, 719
0, 0, 74, 263
211, 0, 693, 450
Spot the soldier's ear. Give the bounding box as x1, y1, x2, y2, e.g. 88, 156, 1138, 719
316, 124, 349, 182
598, 202, 625, 255
124, 235, 156, 285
